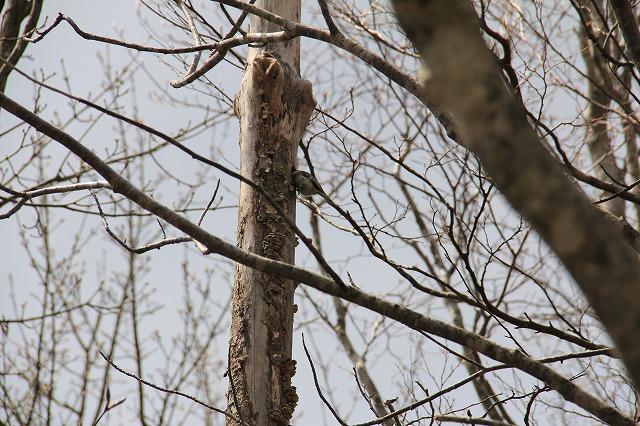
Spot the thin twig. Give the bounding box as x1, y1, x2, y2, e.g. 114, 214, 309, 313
171, 0, 258, 87
0, 181, 111, 219
433, 415, 515, 426
175, 0, 204, 78
353, 367, 382, 417
31, 13, 291, 55
225, 362, 247, 426
194, 180, 221, 254
0, 301, 97, 324
197, 179, 221, 226
220, 4, 247, 36
1, 57, 345, 286
301, 334, 348, 426
593, 176, 640, 205
91, 191, 192, 253
98, 351, 245, 424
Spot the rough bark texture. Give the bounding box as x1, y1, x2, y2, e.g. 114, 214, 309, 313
226, 0, 315, 424
391, 0, 640, 419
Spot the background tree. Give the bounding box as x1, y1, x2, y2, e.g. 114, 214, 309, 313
2, 0, 640, 425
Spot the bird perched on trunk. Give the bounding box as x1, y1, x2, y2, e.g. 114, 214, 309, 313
291, 167, 329, 200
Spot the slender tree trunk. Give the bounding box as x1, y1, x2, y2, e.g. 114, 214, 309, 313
226, 1, 315, 424
579, 0, 626, 217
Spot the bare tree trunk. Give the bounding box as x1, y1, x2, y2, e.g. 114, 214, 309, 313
226, 0, 315, 424
579, 0, 626, 217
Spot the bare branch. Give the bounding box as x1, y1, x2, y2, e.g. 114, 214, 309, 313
0, 181, 111, 219
98, 351, 243, 424
174, 0, 204, 78
170, 0, 257, 87
391, 3, 640, 419
31, 13, 292, 55
433, 415, 515, 426
301, 334, 348, 426
0, 62, 344, 285
91, 191, 192, 254
608, 0, 640, 71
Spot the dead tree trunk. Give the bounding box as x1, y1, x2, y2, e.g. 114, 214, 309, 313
226, 1, 315, 425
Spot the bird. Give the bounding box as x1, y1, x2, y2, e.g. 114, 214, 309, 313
291, 166, 329, 199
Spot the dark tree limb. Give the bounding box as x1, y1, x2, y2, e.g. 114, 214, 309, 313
608, 0, 640, 71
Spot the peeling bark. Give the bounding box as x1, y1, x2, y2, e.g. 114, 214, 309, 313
226, 1, 316, 424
